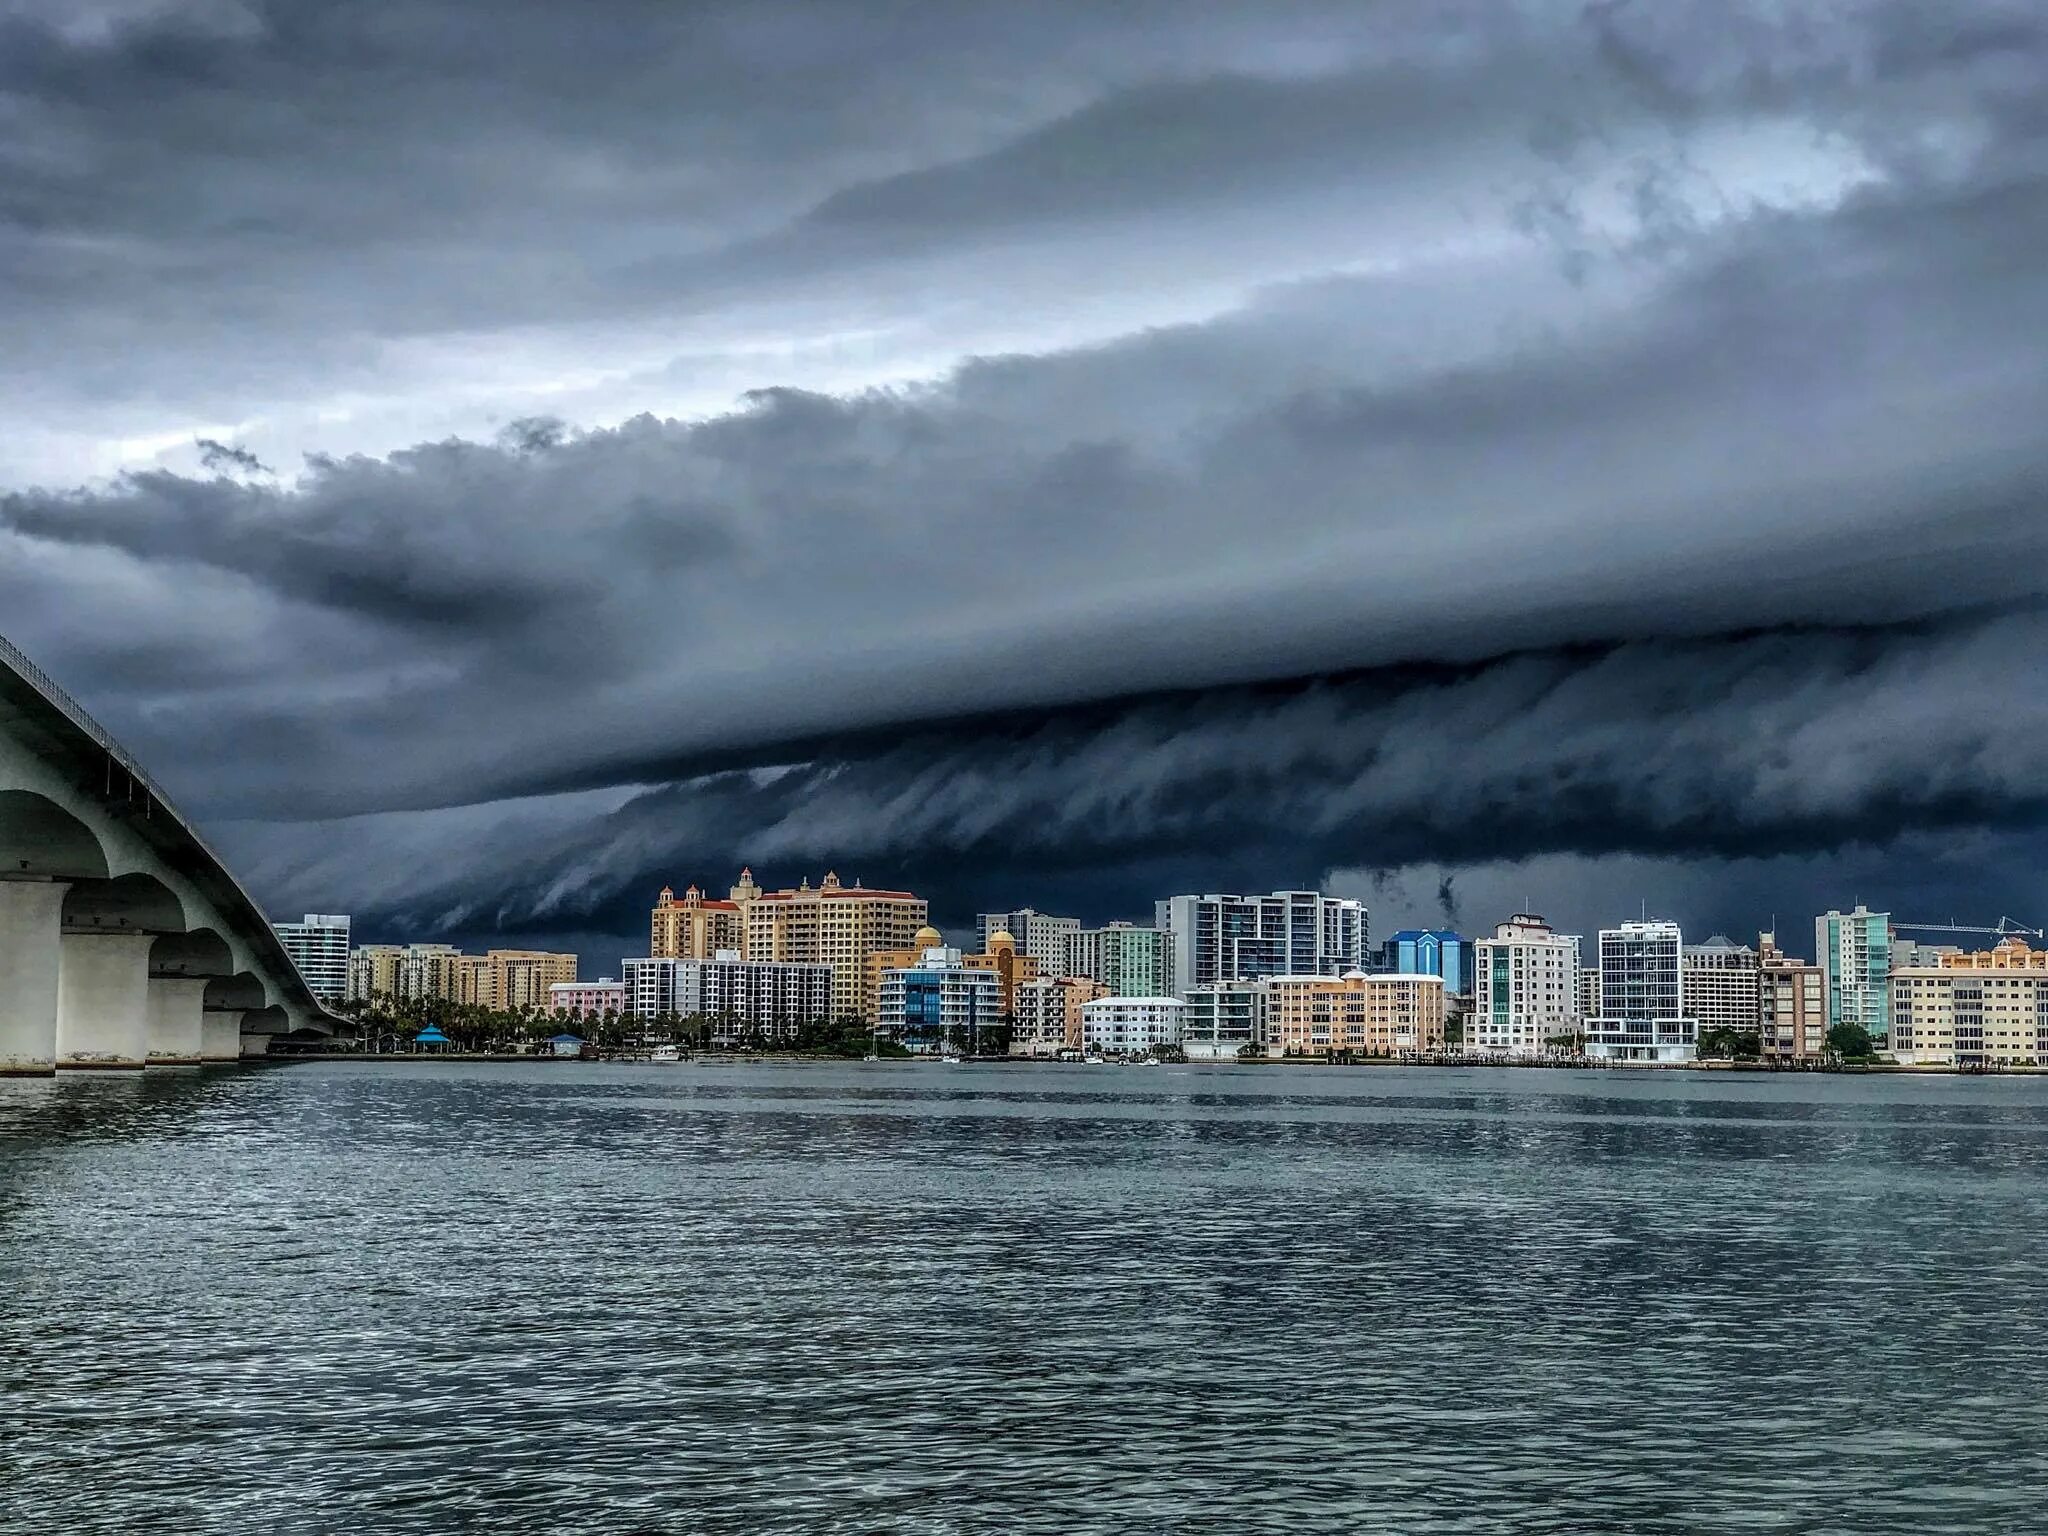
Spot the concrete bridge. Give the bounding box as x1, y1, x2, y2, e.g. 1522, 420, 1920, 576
0, 633, 343, 1074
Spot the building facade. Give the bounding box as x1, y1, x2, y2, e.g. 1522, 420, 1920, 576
1385, 930, 1471, 997
347, 944, 404, 1001
1891, 968, 2048, 1068
1260, 971, 1446, 1058
1683, 936, 1762, 1037
1009, 975, 1109, 1057
1080, 996, 1186, 1056
1182, 980, 1265, 1060
1940, 937, 2048, 971
1587, 920, 1695, 1063
1067, 922, 1177, 998
743, 870, 928, 1022
876, 947, 1003, 1053
274, 913, 350, 1002
1467, 914, 1581, 1057
622, 952, 832, 1040
1817, 906, 1891, 1046
975, 909, 1082, 972
1758, 932, 1826, 1062
1157, 891, 1369, 995
547, 980, 626, 1019
650, 883, 745, 959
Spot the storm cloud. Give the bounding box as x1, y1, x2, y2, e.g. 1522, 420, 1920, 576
3, 0, 2045, 949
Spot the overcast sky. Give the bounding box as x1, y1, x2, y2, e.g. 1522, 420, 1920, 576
3, 0, 2044, 963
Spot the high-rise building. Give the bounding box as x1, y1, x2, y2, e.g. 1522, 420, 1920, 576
1384, 929, 1472, 995
397, 943, 466, 1001
274, 914, 350, 1002
1758, 932, 1826, 1062
1067, 922, 1177, 997
1182, 980, 1266, 1060
450, 950, 579, 1010
1891, 968, 2048, 1068
622, 952, 831, 1041
863, 926, 1039, 1023
1683, 936, 1761, 1036
1157, 891, 1368, 995
1009, 975, 1109, 1057
347, 943, 404, 1001
975, 909, 1082, 972
1817, 906, 1891, 1045
1579, 967, 1602, 1024
742, 870, 928, 1023
650, 883, 745, 959
1587, 920, 1695, 1062
1080, 996, 1186, 1056
1258, 970, 1445, 1058
1468, 914, 1581, 1057
876, 946, 1002, 1053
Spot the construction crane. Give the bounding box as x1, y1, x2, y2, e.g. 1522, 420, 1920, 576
1893, 916, 2046, 940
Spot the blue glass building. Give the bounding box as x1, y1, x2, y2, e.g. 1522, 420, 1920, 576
1384, 929, 1472, 996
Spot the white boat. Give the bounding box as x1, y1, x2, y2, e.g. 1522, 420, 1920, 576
941, 1054, 963, 1064
650, 1044, 680, 1063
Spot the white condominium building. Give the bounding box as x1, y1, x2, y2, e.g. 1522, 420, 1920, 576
1587, 920, 1696, 1063
274, 913, 350, 1002
1157, 890, 1368, 995
1467, 914, 1581, 1057
975, 909, 1082, 972
622, 952, 832, 1042
1080, 996, 1186, 1056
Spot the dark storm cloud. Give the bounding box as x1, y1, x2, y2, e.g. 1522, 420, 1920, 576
3, 0, 2047, 947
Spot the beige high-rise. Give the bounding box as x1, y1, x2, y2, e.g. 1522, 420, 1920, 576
1261, 972, 1445, 1057
740, 871, 928, 1022
1891, 968, 2048, 1067
650, 884, 745, 959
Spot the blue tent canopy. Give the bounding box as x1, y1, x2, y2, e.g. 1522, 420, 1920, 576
413, 1025, 451, 1044
549, 1033, 585, 1044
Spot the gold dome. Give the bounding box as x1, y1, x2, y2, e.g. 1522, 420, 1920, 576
914, 925, 943, 948
988, 929, 1016, 950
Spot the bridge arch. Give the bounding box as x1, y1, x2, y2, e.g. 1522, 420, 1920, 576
204, 971, 269, 1012
0, 789, 109, 881
63, 871, 187, 935
150, 927, 233, 978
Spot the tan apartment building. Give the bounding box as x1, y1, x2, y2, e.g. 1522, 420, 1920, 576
446, 950, 579, 1011
742, 870, 928, 1022
650, 883, 745, 959
1009, 975, 1111, 1056
347, 944, 405, 1001
1758, 932, 1826, 1062
1891, 968, 2048, 1067
1260, 971, 1446, 1058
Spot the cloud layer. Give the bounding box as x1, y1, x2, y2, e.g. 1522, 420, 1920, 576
3, 0, 2045, 948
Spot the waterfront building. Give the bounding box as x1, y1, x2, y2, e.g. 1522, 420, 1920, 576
1182, 980, 1265, 1061
1384, 930, 1471, 997
274, 913, 350, 1002
451, 950, 579, 1011
1157, 891, 1369, 995
1467, 914, 1581, 1057
1579, 967, 1602, 1024
650, 883, 744, 959
547, 979, 626, 1019
1683, 936, 1761, 1036
396, 943, 466, 1002
1080, 996, 1186, 1056
876, 946, 1002, 1053
1891, 968, 2048, 1067
1586, 920, 1695, 1063
1758, 932, 1826, 1062
863, 926, 1040, 1023
1817, 905, 1891, 1046
622, 952, 832, 1042
346, 944, 404, 1002
975, 908, 1082, 972
1260, 971, 1445, 1058
1010, 975, 1110, 1057
1940, 937, 2048, 971
743, 870, 928, 1023
1067, 921, 1177, 998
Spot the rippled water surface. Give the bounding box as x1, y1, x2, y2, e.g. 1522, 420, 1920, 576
4, 1062, 2048, 1533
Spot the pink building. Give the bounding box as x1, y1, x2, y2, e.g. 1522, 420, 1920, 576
547, 979, 626, 1019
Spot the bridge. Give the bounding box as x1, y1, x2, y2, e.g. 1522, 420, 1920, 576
0, 633, 343, 1073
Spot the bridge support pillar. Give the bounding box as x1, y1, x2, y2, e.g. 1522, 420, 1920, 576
0, 881, 68, 1076
55, 932, 154, 1070
240, 1032, 271, 1059
201, 1010, 245, 1065
146, 977, 208, 1066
